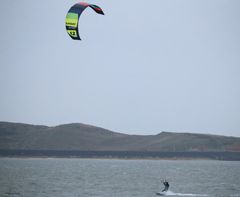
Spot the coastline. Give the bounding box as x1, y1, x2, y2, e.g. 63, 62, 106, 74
1, 150, 240, 161
0, 156, 218, 161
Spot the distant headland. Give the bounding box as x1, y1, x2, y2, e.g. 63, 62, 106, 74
1, 122, 240, 160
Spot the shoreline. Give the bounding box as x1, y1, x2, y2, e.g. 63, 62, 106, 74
1, 150, 239, 161
0, 156, 231, 161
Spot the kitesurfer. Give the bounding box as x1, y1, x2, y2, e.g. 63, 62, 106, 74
162, 180, 169, 192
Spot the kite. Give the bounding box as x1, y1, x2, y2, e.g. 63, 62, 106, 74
65, 2, 104, 40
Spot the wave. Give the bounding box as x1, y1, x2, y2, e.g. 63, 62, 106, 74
157, 190, 208, 196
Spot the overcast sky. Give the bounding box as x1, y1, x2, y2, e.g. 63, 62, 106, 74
0, 0, 240, 136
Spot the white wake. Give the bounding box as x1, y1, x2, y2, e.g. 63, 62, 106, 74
157, 190, 208, 196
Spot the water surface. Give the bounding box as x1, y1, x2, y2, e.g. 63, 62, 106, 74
0, 158, 239, 197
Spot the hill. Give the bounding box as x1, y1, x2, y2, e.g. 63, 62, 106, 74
1, 121, 240, 152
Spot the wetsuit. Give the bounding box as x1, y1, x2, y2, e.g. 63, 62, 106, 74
162, 181, 169, 192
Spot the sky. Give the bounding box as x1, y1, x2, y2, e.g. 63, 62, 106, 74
0, 0, 240, 136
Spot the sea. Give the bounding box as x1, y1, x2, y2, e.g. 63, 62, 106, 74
0, 158, 239, 197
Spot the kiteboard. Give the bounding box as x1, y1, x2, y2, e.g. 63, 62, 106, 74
156, 191, 167, 196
